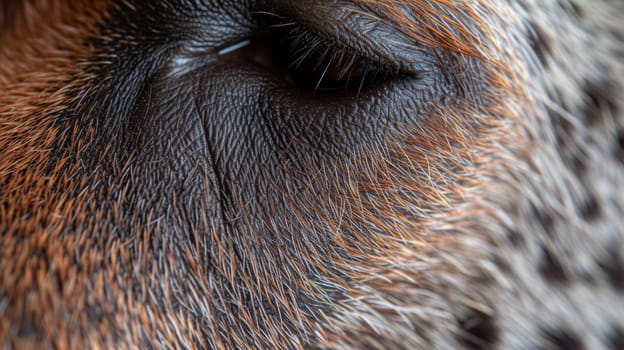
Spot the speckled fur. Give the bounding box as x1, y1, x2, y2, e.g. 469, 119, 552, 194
0, 1, 623, 349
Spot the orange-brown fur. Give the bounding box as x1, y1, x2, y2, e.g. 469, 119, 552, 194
1, 1, 622, 349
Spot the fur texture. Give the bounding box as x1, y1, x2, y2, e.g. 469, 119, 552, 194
0, 0, 623, 349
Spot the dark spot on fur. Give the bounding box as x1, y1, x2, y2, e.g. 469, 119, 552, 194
541, 328, 584, 350
562, 152, 588, 174
528, 22, 551, 67
616, 131, 624, 164
473, 272, 496, 288
578, 195, 602, 221
548, 105, 574, 150
545, 93, 588, 174
598, 247, 624, 292
561, 0, 584, 18
457, 310, 499, 350
608, 326, 624, 350
539, 246, 570, 284
493, 255, 512, 275
507, 229, 526, 247
530, 204, 555, 236
582, 80, 618, 126
580, 271, 599, 286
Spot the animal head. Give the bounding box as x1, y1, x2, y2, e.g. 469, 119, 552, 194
1, 1, 622, 348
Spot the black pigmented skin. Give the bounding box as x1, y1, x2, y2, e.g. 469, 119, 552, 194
2, 0, 624, 348
0, 0, 492, 347
72, 0, 454, 231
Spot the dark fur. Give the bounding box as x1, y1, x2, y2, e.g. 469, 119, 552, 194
1, 1, 623, 349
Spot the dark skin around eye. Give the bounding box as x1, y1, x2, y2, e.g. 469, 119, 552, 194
1, 1, 622, 349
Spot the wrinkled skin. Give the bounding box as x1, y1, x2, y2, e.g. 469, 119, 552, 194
0, 1, 623, 349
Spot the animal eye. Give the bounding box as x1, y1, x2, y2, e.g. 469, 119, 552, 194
218, 11, 399, 97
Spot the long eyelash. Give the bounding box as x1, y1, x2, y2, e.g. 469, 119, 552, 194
260, 13, 387, 89
290, 29, 357, 70
356, 63, 369, 98
253, 11, 398, 94
315, 55, 333, 90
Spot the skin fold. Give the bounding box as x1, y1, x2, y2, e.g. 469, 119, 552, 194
0, 1, 623, 349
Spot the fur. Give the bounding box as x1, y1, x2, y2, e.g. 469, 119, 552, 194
0, 0, 623, 349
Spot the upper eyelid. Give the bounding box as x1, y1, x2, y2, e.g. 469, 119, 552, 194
254, 3, 431, 75
215, 13, 392, 70
254, 12, 402, 73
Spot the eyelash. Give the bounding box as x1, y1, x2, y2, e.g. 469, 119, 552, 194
255, 12, 393, 95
